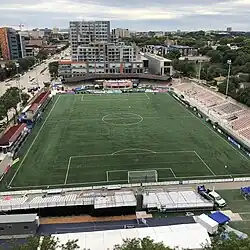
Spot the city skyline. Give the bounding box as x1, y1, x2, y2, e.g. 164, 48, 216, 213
0, 0, 250, 31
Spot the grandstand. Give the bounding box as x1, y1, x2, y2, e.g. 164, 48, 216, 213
173, 80, 250, 146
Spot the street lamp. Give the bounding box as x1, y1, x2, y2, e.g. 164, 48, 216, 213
226, 59, 232, 98
35, 57, 39, 87
15, 62, 23, 110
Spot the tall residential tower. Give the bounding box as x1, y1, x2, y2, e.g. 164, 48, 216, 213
69, 21, 110, 61
0, 27, 26, 60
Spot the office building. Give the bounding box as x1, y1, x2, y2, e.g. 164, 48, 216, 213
0, 27, 26, 60
143, 53, 172, 76
227, 27, 232, 33
112, 28, 130, 38
70, 20, 110, 61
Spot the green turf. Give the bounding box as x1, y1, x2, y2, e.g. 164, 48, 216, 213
218, 189, 250, 236
4, 93, 250, 189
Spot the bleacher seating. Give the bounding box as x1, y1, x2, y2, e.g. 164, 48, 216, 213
0, 197, 28, 206
215, 103, 242, 115
239, 128, 250, 140
231, 116, 250, 131
173, 80, 250, 143
30, 194, 77, 204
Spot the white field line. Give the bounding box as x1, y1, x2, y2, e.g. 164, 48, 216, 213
106, 171, 109, 182
70, 150, 194, 159
64, 157, 72, 184
8, 95, 61, 186
112, 148, 157, 155
193, 151, 216, 176
10, 179, 128, 189
172, 95, 249, 161
169, 168, 177, 178
145, 92, 150, 100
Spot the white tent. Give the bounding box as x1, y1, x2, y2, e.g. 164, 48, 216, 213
53, 223, 211, 250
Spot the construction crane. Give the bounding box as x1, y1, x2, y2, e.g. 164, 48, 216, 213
10, 23, 25, 31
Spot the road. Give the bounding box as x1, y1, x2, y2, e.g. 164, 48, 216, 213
0, 57, 54, 97
0, 48, 70, 124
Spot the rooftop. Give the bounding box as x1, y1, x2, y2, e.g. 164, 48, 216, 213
0, 124, 26, 146
53, 223, 211, 250
144, 53, 172, 62
0, 214, 37, 224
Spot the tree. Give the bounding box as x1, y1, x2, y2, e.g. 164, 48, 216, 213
0, 236, 80, 250
114, 237, 174, 250
218, 78, 239, 98
36, 49, 48, 61
4, 87, 20, 115
206, 50, 223, 63
203, 233, 250, 250
49, 61, 59, 77
61, 239, 80, 250
21, 92, 30, 106
0, 102, 5, 121
165, 50, 181, 60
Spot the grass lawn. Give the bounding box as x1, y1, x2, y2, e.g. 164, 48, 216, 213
219, 189, 250, 235
3, 93, 250, 190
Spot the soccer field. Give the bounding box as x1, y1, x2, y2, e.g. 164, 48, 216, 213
4, 92, 250, 189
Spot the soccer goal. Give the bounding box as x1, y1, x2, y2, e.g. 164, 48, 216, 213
128, 170, 158, 183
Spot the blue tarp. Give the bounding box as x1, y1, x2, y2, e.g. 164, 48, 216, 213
208, 212, 230, 224
241, 187, 250, 195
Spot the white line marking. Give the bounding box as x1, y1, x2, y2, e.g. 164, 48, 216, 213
172, 94, 249, 161
106, 171, 109, 182
145, 92, 150, 100
169, 168, 177, 178
70, 150, 194, 158
193, 151, 216, 176
112, 148, 157, 155
64, 157, 72, 184
9, 95, 61, 186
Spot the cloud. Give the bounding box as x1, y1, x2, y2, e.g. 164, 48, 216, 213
0, 0, 250, 30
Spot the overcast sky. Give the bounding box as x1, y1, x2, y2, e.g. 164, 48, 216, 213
0, 0, 250, 31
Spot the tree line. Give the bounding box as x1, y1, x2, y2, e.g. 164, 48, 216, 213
0, 87, 30, 124
1, 234, 250, 250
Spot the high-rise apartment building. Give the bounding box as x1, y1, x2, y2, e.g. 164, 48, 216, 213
69, 21, 110, 60
59, 20, 145, 79
0, 27, 26, 60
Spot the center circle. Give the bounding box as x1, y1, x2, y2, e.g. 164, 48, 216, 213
102, 112, 143, 126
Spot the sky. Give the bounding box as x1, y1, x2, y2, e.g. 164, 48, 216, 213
0, 0, 250, 31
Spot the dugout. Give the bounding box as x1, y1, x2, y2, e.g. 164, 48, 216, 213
0, 214, 39, 239
18, 91, 51, 127
0, 124, 29, 157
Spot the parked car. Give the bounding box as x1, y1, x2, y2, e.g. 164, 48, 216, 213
197, 185, 226, 207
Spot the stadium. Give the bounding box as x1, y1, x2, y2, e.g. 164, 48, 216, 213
0, 78, 250, 248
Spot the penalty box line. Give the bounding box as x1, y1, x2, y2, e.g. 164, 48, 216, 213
193, 151, 216, 176
65, 150, 205, 184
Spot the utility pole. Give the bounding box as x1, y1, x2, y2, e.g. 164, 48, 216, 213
198, 60, 202, 82
15, 62, 23, 110
226, 59, 232, 98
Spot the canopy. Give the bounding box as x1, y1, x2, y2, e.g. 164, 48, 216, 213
208, 211, 230, 224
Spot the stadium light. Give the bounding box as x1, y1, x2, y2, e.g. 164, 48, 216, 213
226, 60, 232, 98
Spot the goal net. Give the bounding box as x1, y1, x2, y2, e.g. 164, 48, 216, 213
128, 170, 158, 183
